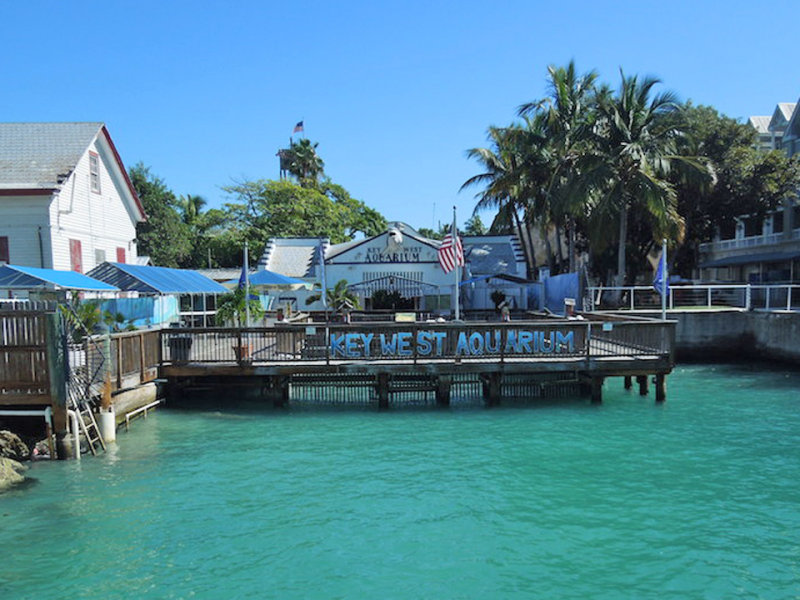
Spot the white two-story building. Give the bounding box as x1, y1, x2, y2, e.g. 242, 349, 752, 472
0, 122, 145, 272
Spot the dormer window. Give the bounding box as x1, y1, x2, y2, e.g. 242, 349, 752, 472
89, 152, 101, 194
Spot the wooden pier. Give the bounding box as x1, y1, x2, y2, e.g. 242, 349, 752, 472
160, 314, 675, 407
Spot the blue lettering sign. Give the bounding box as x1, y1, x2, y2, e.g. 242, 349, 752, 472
397, 332, 412, 356
417, 331, 433, 356
380, 333, 397, 354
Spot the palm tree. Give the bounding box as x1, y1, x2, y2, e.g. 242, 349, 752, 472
179, 194, 207, 225
461, 121, 551, 277
285, 139, 325, 184
583, 72, 712, 288
519, 61, 598, 272
306, 279, 360, 315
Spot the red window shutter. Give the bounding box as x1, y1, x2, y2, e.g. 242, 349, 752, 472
116, 247, 126, 263
0, 237, 8, 264
69, 239, 83, 273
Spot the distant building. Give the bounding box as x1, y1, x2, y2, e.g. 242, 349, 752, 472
258, 222, 530, 314
700, 100, 800, 283
0, 122, 145, 272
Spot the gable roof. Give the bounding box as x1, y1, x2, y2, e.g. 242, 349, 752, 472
748, 116, 770, 134
0, 122, 145, 219
768, 103, 796, 132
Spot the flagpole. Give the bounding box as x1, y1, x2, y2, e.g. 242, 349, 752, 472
661, 239, 667, 321
453, 206, 460, 322
319, 237, 329, 324
244, 240, 250, 328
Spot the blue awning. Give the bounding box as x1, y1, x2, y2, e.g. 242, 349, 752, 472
225, 269, 308, 287
87, 262, 228, 294
0, 264, 119, 291
460, 273, 533, 286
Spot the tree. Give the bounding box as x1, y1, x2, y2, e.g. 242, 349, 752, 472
215, 287, 265, 327
221, 178, 386, 248
284, 138, 325, 184
130, 163, 193, 267
178, 194, 207, 225
519, 61, 598, 272
670, 104, 800, 277
463, 214, 488, 235
305, 279, 360, 314
583, 73, 713, 287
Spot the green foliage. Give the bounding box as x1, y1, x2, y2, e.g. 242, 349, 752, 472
463, 214, 488, 235
283, 138, 325, 184
215, 287, 265, 327
305, 279, 360, 313
130, 163, 193, 267
222, 178, 386, 246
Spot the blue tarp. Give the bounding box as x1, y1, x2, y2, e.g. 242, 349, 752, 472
544, 272, 581, 315
99, 296, 179, 327
0, 264, 119, 291
88, 262, 228, 294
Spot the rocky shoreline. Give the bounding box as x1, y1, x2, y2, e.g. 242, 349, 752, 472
0, 430, 38, 492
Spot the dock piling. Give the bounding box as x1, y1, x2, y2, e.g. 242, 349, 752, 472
637, 375, 649, 396
655, 373, 666, 403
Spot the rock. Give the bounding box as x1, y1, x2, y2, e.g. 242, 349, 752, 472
0, 430, 30, 461
33, 439, 52, 459
0, 457, 27, 492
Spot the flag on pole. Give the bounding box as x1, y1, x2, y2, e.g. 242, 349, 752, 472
318, 240, 327, 308
653, 249, 669, 296
438, 224, 464, 274
293, 121, 304, 134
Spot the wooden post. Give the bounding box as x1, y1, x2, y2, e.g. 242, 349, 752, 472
435, 375, 451, 406
377, 373, 389, 409
624, 376, 632, 390
637, 375, 648, 396
116, 336, 123, 389
139, 333, 146, 384
45, 313, 68, 459
591, 376, 604, 404
483, 372, 501, 407
655, 373, 666, 403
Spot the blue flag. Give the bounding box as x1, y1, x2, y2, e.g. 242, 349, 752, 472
653, 252, 668, 296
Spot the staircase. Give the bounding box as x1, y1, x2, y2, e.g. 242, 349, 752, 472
67, 372, 106, 456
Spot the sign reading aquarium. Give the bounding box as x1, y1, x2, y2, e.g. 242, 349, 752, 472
328, 329, 577, 359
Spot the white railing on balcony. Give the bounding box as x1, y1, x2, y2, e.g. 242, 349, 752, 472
699, 232, 785, 253
588, 284, 800, 312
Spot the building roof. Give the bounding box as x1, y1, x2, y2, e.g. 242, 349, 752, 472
259, 238, 320, 278
0, 122, 145, 219
87, 262, 228, 294
0, 264, 119, 291
748, 116, 771, 134
768, 103, 797, 133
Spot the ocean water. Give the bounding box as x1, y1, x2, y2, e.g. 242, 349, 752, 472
1, 363, 799, 600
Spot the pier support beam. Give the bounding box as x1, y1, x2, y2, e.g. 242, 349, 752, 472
591, 377, 604, 404
436, 375, 451, 407
624, 376, 632, 391
655, 373, 666, 403
264, 376, 289, 408
482, 373, 502, 407
376, 373, 389, 409
637, 375, 649, 396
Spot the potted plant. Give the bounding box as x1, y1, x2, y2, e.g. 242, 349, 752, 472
215, 287, 265, 362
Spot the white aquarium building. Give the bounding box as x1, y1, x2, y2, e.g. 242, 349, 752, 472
257, 222, 531, 315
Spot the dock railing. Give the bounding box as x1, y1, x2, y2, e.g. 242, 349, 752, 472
161, 319, 674, 366
588, 284, 800, 312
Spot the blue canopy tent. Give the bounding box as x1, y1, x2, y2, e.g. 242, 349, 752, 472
224, 268, 308, 288
0, 264, 119, 292
88, 262, 229, 326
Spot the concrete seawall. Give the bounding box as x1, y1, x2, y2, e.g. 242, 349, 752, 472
632, 309, 800, 366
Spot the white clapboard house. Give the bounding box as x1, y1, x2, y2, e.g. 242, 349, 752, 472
0, 122, 145, 272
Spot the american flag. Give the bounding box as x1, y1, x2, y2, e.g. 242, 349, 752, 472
293, 121, 304, 134
438, 225, 464, 274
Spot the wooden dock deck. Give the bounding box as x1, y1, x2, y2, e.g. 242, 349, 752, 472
160, 316, 675, 406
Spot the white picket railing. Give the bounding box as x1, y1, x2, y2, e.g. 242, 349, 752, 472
588, 284, 800, 312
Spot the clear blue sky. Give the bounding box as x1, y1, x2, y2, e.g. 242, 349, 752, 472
2, 0, 798, 231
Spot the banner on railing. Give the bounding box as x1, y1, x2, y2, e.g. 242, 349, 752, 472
329, 328, 576, 359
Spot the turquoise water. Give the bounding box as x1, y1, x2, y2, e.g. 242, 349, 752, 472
2, 363, 800, 599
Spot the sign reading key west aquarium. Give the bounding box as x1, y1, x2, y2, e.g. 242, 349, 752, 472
329, 329, 577, 359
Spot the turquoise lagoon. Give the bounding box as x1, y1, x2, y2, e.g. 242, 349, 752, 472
1, 363, 799, 599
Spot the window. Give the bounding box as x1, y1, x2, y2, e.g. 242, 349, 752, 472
89, 152, 101, 194
0, 237, 8, 264
69, 239, 83, 273
116, 247, 126, 263
95, 249, 106, 265
743, 216, 762, 238
773, 211, 784, 234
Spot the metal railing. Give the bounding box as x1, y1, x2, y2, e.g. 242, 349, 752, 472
588, 284, 800, 312
161, 319, 675, 365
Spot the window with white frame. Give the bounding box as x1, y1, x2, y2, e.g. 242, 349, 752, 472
89, 152, 101, 193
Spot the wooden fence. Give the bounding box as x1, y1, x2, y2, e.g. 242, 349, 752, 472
0, 311, 51, 405
83, 329, 161, 392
